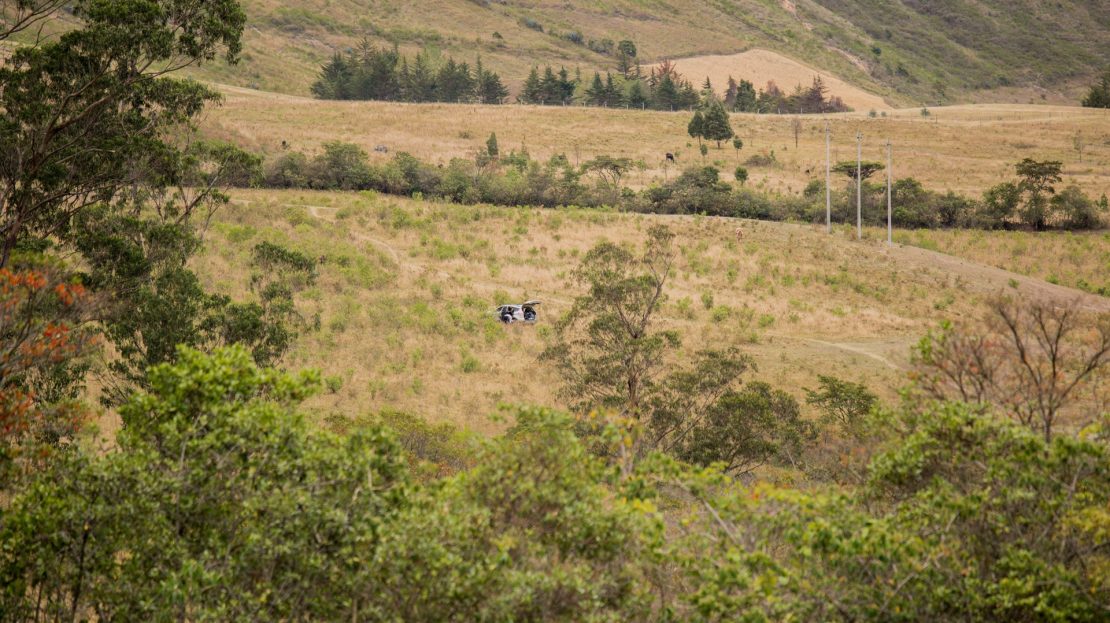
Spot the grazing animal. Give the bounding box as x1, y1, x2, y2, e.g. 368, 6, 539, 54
665, 152, 676, 164
735, 226, 744, 241
374, 144, 389, 153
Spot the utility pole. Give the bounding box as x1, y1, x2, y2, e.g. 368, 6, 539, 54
886, 140, 893, 246
856, 130, 862, 240
825, 122, 831, 234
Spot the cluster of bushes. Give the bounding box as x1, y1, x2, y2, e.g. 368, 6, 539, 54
311, 41, 508, 104
728, 75, 851, 114
259, 143, 1108, 231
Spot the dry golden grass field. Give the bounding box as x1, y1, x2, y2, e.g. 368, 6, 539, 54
887, 227, 1110, 295
202, 86, 1110, 199
192, 188, 1110, 432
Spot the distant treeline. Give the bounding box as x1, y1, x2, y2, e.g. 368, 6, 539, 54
311, 43, 851, 114
311, 43, 509, 104
253, 141, 1105, 232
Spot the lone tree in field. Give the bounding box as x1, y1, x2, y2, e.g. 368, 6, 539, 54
486, 132, 499, 158
702, 99, 735, 148
832, 161, 884, 181
732, 137, 743, 161
581, 155, 633, 190
688, 110, 706, 145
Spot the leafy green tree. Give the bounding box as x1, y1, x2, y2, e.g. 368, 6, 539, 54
312, 51, 354, 99
0, 346, 408, 620
1015, 158, 1063, 230
677, 381, 814, 475
731, 137, 743, 160
581, 155, 633, 189
616, 39, 638, 77
364, 408, 661, 621
979, 181, 1021, 228
867, 403, 1110, 620
1052, 184, 1105, 229
805, 375, 877, 440
832, 160, 884, 181
734, 166, 748, 185
0, 0, 246, 267
309, 141, 373, 189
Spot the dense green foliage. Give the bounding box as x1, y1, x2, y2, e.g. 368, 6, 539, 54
4, 346, 1108, 620
258, 143, 1107, 231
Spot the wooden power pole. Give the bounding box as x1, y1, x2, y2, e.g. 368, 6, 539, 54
825, 122, 831, 234
856, 131, 862, 240
886, 140, 893, 246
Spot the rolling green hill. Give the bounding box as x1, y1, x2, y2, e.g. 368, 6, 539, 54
174, 0, 1110, 104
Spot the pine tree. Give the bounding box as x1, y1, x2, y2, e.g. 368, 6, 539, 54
604, 73, 623, 107
626, 79, 648, 109
688, 110, 706, 144
311, 52, 353, 100
585, 72, 606, 106
678, 81, 700, 110
476, 58, 508, 105
655, 74, 679, 110
558, 67, 575, 104
486, 132, 499, 158
702, 99, 735, 148
1082, 68, 1110, 108
734, 79, 757, 112
521, 67, 542, 104
540, 66, 559, 104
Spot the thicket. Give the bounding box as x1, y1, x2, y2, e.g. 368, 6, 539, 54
260, 142, 1108, 231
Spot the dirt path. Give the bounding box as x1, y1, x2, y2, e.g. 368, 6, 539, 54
893, 243, 1110, 313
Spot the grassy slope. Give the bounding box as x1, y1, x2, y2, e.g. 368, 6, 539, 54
202, 87, 1110, 199
804, 0, 1110, 99
193, 189, 1110, 432
892, 228, 1110, 296
179, 0, 1110, 103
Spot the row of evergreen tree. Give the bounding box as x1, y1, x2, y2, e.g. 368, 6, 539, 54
311, 42, 509, 104
311, 43, 851, 114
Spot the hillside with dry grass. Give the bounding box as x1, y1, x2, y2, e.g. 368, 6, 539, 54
170, 0, 1110, 105
186, 189, 1110, 432
202, 86, 1110, 199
